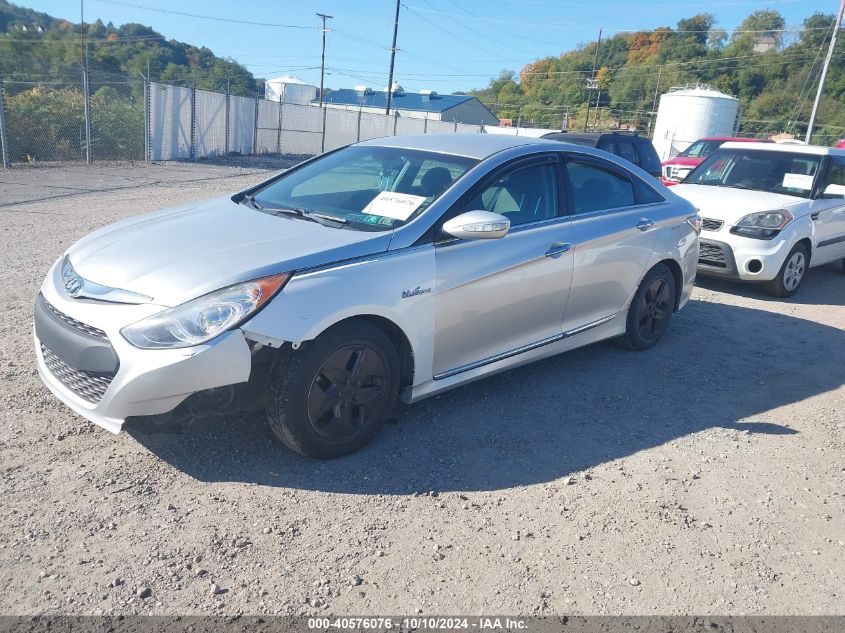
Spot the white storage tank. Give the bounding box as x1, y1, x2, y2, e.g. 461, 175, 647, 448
264, 75, 319, 105
651, 85, 740, 161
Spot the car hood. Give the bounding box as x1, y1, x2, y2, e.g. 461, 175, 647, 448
67, 196, 392, 307
662, 156, 701, 167
671, 184, 806, 225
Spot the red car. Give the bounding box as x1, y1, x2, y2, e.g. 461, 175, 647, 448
837, 139, 845, 149
661, 137, 771, 185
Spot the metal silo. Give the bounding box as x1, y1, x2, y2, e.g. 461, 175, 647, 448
264, 75, 319, 105
651, 85, 740, 161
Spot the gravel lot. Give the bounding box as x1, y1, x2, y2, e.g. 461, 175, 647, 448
0, 163, 843, 616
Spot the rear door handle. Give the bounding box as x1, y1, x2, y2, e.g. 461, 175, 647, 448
810, 212, 819, 221
636, 218, 655, 231
545, 242, 572, 258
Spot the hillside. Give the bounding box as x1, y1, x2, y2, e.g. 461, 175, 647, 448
0, 0, 259, 95
468, 11, 845, 144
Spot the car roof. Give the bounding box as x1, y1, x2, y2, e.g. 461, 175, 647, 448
701, 137, 770, 142
719, 141, 845, 156
542, 131, 646, 143
356, 133, 557, 160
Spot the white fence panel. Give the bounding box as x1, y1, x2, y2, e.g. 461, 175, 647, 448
456, 123, 482, 134
256, 99, 281, 154
229, 95, 256, 155
280, 103, 323, 155
149, 83, 494, 161
149, 82, 192, 160
427, 119, 457, 134
359, 111, 393, 141
323, 108, 360, 151
395, 117, 426, 136
195, 89, 226, 157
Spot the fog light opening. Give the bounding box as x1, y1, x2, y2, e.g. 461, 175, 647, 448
746, 259, 763, 274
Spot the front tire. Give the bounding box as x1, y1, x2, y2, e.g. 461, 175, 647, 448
762, 243, 808, 297
265, 322, 400, 459
618, 264, 676, 351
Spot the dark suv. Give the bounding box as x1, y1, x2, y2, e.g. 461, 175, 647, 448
541, 132, 662, 179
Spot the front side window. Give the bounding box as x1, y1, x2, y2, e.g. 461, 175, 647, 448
820, 159, 845, 199
685, 149, 822, 199
678, 140, 722, 158
463, 162, 559, 227
566, 160, 636, 213
250, 146, 477, 230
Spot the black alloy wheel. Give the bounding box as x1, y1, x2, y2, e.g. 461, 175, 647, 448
306, 345, 388, 441
636, 276, 673, 342
618, 263, 676, 351
266, 321, 400, 458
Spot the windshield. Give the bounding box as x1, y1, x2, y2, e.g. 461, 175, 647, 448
683, 148, 822, 198
249, 146, 477, 231
677, 139, 723, 158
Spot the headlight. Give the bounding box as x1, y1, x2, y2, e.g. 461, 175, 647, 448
730, 209, 793, 240
686, 214, 703, 234
121, 273, 289, 349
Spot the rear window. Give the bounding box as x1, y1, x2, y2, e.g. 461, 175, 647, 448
567, 160, 636, 213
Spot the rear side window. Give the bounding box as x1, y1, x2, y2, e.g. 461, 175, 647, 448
566, 160, 636, 213
617, 141, 639, 165
597, 139, 617, 155
633, 178, 665, 204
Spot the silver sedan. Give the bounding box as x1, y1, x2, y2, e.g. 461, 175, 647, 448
35, 134, 701, 457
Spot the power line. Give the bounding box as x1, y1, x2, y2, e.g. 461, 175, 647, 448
92, 0, 314, 29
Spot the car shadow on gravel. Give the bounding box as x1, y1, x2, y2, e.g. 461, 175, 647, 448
128, 298, 843, 493
696, 260, 845, 307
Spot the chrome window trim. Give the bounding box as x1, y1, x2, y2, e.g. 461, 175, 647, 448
565, 200, 671, 221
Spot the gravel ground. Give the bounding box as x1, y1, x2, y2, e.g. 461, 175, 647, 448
0, 163, 843, 616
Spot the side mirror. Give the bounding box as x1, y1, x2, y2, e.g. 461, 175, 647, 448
442, 210, 510, 240
821, 183, 845, 199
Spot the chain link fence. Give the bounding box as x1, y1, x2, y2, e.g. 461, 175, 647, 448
0, 67, 487, 168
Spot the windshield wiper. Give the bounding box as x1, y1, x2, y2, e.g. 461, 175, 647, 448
241, 193, 263, 210
262, 206, 347, 227
723, 184, 751, 190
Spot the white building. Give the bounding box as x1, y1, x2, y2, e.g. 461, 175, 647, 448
315, 86, 499, 126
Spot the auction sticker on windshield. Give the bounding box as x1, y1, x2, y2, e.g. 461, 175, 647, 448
363, 192, 428, 220
782, 173, 814, 190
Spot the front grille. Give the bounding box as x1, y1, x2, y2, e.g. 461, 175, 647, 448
701, 218, 724, 231
699, 242, 727, 268
41, 344, 115, 404
40, 294, 107, 340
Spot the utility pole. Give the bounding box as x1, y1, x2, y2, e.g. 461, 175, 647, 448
316, 13, 332, 108
584, 27, 602, 132
81, 0, 92, 164
385, 0, 401, 115
806, 0, 844, 144
648, 66, 662, 136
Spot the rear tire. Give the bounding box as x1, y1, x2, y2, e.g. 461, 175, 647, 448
618, 264, 676, 351
265, 321, 400, 459
762, 243, 808, 297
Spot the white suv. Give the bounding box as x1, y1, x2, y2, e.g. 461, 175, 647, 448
673, 142, 845, 296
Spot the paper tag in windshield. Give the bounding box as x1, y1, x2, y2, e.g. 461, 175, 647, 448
362, 192, 427, 220
782, 173, 814, 190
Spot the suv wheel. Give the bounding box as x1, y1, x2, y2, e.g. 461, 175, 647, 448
763, 243, 808, 297
266, 321, 400, 458
619, 264, 676, 351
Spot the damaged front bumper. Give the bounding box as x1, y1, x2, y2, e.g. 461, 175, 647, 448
34, 262, 254, 433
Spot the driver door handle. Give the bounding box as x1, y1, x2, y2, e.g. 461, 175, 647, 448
637, 218, 655, 231
545, 242, 572, 258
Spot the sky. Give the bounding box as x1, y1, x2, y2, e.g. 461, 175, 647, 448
16, 0, 839, 94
